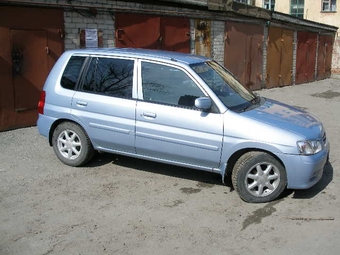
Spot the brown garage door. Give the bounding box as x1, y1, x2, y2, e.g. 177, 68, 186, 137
11, 30, 49, 112
296, 31, 317, 84
115, 13, 190, 53
224, 21, 263, 90
317, 34, 334, 80
0, 6, 63, 131
266, 27, 293, 88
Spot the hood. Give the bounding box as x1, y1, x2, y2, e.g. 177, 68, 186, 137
242, 98, 324, 139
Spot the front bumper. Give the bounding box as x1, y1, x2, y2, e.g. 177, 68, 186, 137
277, 143, 330, 189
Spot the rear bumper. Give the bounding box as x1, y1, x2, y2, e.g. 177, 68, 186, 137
37, 114, 56, 140
277, 143, 330, 189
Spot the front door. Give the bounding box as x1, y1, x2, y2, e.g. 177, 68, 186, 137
135, 61, 223, 169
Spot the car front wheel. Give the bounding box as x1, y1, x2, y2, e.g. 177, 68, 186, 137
232, 151, 287, 203
52, 122, 94, 167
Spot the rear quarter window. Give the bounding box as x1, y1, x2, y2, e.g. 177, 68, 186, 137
60, 56, 86, 90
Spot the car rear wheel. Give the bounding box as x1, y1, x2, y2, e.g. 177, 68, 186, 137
52, 122, 94, 167
232, 151, 287, 203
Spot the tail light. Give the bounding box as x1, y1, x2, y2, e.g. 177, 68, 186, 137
38, 91, 46, 115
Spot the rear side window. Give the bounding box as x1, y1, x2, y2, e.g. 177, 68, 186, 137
61, 56, 86, 90
82, 57, 134, 99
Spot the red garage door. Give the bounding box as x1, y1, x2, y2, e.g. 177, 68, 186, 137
115, 13, 190, 53
0, 6, 64, 131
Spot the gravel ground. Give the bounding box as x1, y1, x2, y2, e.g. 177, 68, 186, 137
1, 76, 340, 255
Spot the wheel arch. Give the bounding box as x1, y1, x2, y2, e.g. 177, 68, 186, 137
48, 118, 87, 146
224, 148, 286, 182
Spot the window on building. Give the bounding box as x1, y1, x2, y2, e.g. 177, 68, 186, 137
322, 0, 337, 11
263, 0, 275, 10
234, 0, 254, 5
291, 0, 304, 19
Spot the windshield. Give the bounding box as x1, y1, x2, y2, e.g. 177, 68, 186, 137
191, 61, 256, 111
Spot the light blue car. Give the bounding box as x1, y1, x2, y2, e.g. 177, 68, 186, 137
37, 48, 330, 203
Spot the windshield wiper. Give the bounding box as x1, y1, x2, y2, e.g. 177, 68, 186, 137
241, 94, 261, 112
250, 93, 261, 105
240, 101, 254, 112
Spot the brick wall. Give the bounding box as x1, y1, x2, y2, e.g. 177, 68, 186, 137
64, 11, 115, 49
190, 19, 196, 55
331, 37, 340, 74
211, 21, 225, 65
262, 26, 268, 88
292, 31, 297, 84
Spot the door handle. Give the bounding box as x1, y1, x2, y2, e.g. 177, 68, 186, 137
76, 101, 88, 107
142, 112, 157, 118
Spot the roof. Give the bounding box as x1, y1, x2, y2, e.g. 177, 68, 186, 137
156, 0, 338, 32
67, 48, 211, 65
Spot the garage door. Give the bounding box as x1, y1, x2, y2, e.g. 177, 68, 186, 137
115, 13, 190, 53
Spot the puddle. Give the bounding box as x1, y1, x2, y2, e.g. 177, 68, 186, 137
311, 90, 340, 99
242, 200, 280, 230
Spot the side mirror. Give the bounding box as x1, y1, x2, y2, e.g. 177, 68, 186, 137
195, 97, 212, 111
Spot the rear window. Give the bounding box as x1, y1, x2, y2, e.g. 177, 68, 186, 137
60, 56, 86, 90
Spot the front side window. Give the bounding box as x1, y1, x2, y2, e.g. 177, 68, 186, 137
141, 62, 205, 108
322, 0, 337, 11
291, 0, 304, 18
82, 57, 133, 99
61, 56, 86, 90
191, 61, 257, 111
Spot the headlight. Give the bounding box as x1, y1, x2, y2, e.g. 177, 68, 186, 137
297, 140, 323, 155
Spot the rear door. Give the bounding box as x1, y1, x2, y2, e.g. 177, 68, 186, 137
135, 60, 224, 169
71, 55, 136, 153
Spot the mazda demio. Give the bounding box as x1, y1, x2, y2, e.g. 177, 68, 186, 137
37, 48, 330, 203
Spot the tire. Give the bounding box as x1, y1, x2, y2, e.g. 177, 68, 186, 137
52, 122, 95, 167
232, 151, 287, 203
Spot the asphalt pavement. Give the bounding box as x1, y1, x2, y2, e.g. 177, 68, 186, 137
1, 76, 340, 255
